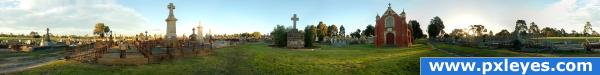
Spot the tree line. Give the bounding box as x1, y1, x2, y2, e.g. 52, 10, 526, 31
271, 19, 430, 47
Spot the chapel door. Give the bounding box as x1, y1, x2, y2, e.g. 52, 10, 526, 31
386, 33, 394, 45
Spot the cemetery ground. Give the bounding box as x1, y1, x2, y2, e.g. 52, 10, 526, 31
0, 48, 65, 73
11, 40, 450, 75
6, 39, 600, 75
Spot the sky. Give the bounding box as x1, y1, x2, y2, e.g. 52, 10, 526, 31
0, 0, 599, 36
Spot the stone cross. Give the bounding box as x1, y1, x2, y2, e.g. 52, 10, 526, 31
291, 14, 299, 29
168, 3, 175, 10
167, 3, 175, 17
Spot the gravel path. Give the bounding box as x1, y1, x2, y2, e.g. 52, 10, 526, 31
0, 51, 64, 74
0, 57, 61, 74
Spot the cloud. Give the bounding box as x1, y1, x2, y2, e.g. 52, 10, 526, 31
0, 0, 148, 35
538, 0, 600, 31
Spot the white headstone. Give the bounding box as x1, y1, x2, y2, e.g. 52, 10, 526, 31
197, 21, 204, 42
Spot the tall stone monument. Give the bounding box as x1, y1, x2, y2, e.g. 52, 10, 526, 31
40, 28, 53, 47
165, 3, 178, 41
286, 14, 304, 49
196, 21, 204, 43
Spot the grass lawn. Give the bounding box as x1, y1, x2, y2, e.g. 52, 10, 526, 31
433, 43, 600, 57
12, 42, 452, 75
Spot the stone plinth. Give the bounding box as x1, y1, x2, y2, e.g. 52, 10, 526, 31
286, 29, 304, 49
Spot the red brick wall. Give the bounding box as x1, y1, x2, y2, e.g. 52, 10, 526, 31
374, 14, 412, 48
375, 16, 385, 48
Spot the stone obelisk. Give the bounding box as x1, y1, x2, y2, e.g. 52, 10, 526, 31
196, 21, 204, 43
40, 28, 53, 47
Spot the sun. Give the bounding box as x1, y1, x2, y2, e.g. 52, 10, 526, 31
445, 13, 490, 32
450, 13, 488, 26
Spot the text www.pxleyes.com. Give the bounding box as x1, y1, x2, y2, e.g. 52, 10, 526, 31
428, 59, 592, 75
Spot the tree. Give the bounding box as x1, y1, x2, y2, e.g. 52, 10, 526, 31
449, 29, 467, 39
251, 32, 261, 39
327, 25, 333, 37
241, 32, 251, 38
488, 31, 494, 37
29, 31, 40, 38
270, 25, 287, 47
560, 29, 567, 37
304, 25, 316, 47
469, 25, 487, 37
584, 21, 593, 36
427, 16, 445, 39
541, 27, 558, 37
311, 25, 318, 39
495, 29, 511, 37
528, 22, 540, 37
513, 20, 528, 50
104, 26, 110, 35
571, 30, 579, 37
339, 25, 345, 37
138, 32, 145, 39
409, 20, 425, 39
592, 31, 600, 36
317, 21, 328, 42
363, 25, 375, 37
93, 23, 111, 38
351, 29, 361, 38
328, 24, 338, 37
513, 20, 528, 38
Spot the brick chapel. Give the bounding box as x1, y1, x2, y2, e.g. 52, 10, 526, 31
374, 3, 413, 48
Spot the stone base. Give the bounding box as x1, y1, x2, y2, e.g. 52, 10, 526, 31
287, 40, 304, 49
40, 41, 53, 47
286, 29, 304, 49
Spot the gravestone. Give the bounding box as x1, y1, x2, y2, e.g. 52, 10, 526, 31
286, 14, 305, 49
366, 36, 374, 44
165, 3, 178, 45
331, 37, 349, 47
189, 28, 198, 41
